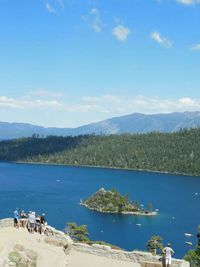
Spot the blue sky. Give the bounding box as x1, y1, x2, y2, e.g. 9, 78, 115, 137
0, 0, 200, 127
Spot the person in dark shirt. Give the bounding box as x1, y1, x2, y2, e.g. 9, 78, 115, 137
40, 213, 46, 235
20, 210, 27, 228
13, 208, 19, 228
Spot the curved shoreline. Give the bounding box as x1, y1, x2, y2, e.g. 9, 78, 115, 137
11, 160, 199, 177
80, 203, 157, 216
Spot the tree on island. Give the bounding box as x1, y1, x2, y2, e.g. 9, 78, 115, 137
81, 188, 157, 215
184, 225, 200, 267
146, 235, 163, 255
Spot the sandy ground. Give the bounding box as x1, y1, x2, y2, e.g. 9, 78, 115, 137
68, 250, 140, 267
0, 227, 68, 267
0, 227, 140, 267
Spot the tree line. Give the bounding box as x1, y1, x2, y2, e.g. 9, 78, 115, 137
0, 128, 200, 176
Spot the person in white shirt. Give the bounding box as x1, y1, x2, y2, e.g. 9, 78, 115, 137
162, 243, 174, 267
29, 211, 36, 233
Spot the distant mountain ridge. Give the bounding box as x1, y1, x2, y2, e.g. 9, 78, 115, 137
1, 111, 200, 140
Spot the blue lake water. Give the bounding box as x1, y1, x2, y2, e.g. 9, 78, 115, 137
0, 162, 200, 258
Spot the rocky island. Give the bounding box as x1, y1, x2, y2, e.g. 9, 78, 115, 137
81, 188, 157, 216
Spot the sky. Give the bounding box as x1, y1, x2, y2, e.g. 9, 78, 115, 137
0, 0, 200, 127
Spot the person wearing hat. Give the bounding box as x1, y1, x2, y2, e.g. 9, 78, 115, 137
162, 243, 174, 267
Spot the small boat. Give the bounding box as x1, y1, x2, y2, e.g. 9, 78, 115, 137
185, 242, 193, 246
56, 179, 60, 182
172, 217, 175, 220
184, 233, 193, 237
136, 223, 142, 227
195, 192, 198, 196
155, 209, 159, 212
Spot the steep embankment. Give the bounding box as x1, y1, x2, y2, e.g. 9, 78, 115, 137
0, 219, 189, 267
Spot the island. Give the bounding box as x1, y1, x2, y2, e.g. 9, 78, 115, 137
81, 188, 157, 216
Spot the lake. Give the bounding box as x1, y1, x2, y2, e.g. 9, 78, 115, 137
0, 162, 199, 258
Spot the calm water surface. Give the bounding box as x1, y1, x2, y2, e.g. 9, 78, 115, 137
0, 162, 199, 258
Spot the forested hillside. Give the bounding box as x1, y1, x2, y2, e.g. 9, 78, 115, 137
0, 128, 200, 176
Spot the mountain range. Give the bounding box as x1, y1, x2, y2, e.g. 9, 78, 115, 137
1, 111, 200, 140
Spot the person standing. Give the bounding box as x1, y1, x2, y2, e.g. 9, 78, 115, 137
13, 208, 19, 228
40, 213, 46, 235
29, 211, 36, 233
162, 243, 174, 267
20, 210, 27, 228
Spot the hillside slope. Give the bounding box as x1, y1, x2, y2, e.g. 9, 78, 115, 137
0, 128, 200, 176
1, 111, 200, 139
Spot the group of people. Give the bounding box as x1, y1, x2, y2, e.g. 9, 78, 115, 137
13, 209, 174, 267
13, 208, 47, 235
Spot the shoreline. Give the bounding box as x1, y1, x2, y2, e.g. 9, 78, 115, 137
81, 203, 157, 216
11, 160, 200, 178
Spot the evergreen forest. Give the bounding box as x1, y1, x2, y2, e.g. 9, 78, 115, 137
0, 128, 200, 176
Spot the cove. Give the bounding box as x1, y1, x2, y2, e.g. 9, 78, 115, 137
0, 161, 199, 258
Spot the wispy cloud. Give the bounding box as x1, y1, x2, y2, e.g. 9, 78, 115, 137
78, 95, 200, 114
176, 0, 200, 5
112, 25, 131, 42
29, 90, 64, 99
45, 0, 65, 14
82, 8, 104, 33
1, 94, 200, 118
45, 2, 56, 13
90, 8, 102, 33
191, 43, 200, 51
0, 96, 62, 109
150, 31, 173, 48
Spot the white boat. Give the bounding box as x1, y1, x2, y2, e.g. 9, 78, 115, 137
136, 223, 141, 227
184, 233, 193, 237
185, 241, 193, 245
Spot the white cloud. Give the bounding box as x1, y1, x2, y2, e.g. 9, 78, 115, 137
1, 94, 200, 126
191, 44, 200, 51
150, 31, 173, 48
45, 2, 56, 13
29, 90, 64, 99
112, 25, 131, 42
90, 8, 102, 33
82, 8, 104, 33
66, 103, 108, 113
0, 96, 62, 109
0, 96, 22, 108
80, 95, 200, 114
176, 0, 200, 5
45, 0, 65, 14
